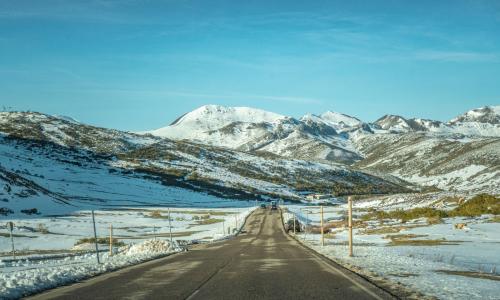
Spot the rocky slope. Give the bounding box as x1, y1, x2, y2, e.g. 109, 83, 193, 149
0, 112, 408, 216
148, 105, 500, 193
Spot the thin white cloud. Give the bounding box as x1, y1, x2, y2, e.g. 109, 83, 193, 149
414, 50, 499, 62
47, 87, 324, 105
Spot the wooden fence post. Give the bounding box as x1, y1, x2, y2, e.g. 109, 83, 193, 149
348, 196, 353, 257
321, 206, 324, 247
91, 210, 100, 264
109, 224, 113, 257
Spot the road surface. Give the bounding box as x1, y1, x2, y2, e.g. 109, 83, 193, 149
29, 208, 393, 300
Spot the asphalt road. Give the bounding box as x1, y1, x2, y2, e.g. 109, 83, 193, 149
29, 208, 393, 300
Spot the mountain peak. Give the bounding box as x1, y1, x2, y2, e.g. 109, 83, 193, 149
374, 114, 411, 131
300, 111, 362, 130
149, 105, 286, 139
449, 105, 500, 124
319, 111, 363, 127
171, 105, 285, 126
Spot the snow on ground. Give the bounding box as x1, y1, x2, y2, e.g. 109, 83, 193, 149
0, 207, 256, 253
0, 240, 177, 299
0, 206, 256, 299
284, 197, 500, 300
0, 135, 259, 217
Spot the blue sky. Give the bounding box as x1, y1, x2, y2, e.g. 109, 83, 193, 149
1, 0, 499, 130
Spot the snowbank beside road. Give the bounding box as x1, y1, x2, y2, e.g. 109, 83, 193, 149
0, 239, 178, 300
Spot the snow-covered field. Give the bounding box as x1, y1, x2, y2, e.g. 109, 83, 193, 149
0, 206, 256, 299
284, 197, 500, 300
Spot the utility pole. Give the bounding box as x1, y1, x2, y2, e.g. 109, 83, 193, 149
109, 224, 113, 257
91, 210, 100, 264
168, 208, 173, 244
293, 213, 296, 234
7, 222, 15, 259
348, 196, 353, 257
305, 210, 309, 241
321, 205, 324, 247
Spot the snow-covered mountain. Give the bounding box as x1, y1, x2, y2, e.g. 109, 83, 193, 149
0, 104, 498, 217
0, 111, 408, 217
150, 105, 287, 140
148, 105, 362, 164
148, 104, 500, 161
449, 105, 500, 124
302, 111, 363, 131
372, 106, 500, 135
146, 104, 500, 194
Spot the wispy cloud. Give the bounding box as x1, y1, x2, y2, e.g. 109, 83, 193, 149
46, 87, 324, 105
0, 0, 149, 24
414, 50, 499, 62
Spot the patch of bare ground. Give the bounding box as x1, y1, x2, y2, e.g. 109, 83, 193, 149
385, 234, 463, 246
115, 231, 203, 239
436, 270, 500, 281
359, 224, 427, 235
192, 218, 224, 225
0, 249, 89, 257
488, 215, 500, 223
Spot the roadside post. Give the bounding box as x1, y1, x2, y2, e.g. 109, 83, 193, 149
91, 210, 100, 264
168, 208, 173, 244
293, 213, 296, 234
222, 220, 225, 236
348, 196, 353, 257
7, 221, 15, 259
153, 226, 156, 241
305, 210, 309, 241
321, 206, 324, 247
109, 224, 113, 256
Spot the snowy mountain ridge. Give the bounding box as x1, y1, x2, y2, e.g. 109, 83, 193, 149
144, 104, 499, 194
449, 105, 500, 124
0, 111, 409, 217
146, 104, 500, 165
0, 104, 498, 218
150, 105, 287, 141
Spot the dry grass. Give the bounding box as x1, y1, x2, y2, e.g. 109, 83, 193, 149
116, 231, 202, 239
427, 216, 443, 225
75, 237, 125, 247
194, 218, 224, 225
385, 234, 463, 246
149, 210, 164, 218
488, 215, 500, 223
361, 226, 403, 235
362, 194, 499, 223
0, 249, 91, 257
174, 210, 233, 216
324, 233, 336, 239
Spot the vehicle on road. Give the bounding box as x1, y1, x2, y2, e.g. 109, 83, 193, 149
271, 201, 277, 210
260, 203, 267, 209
